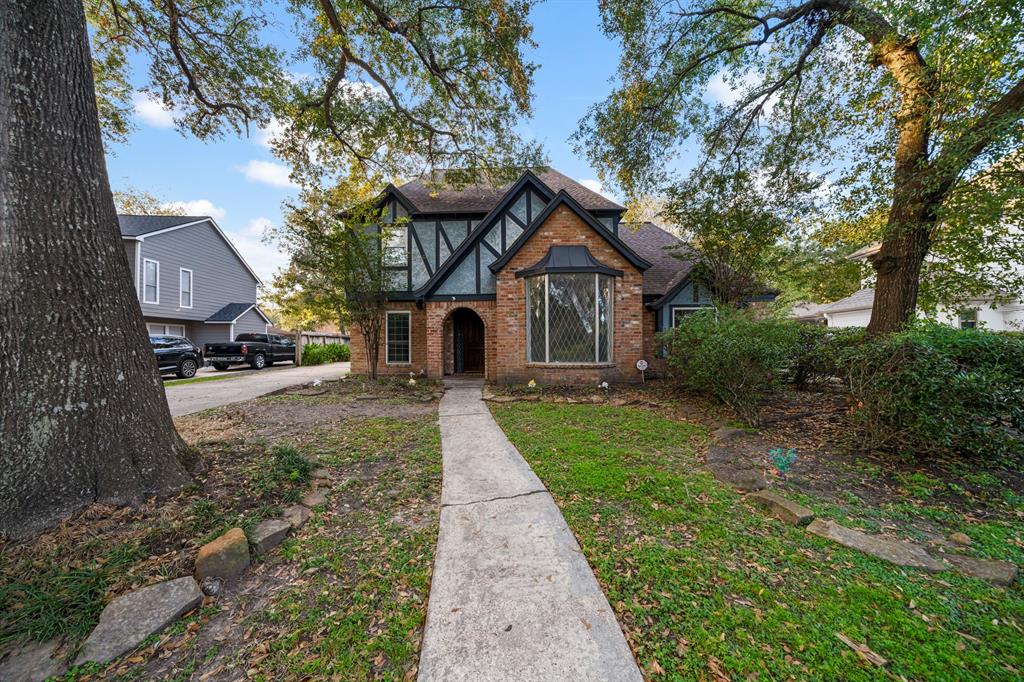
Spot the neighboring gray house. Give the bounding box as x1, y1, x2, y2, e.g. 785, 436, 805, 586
119, 215, 271, 346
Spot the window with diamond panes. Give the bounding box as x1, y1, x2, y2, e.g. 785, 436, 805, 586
386, 311, 411, 363
526, 273, 613, 363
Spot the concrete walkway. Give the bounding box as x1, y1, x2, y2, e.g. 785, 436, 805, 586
165, 362, 350, 417
418, 379, 642, 682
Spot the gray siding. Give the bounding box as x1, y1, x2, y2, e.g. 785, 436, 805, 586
187, 321, 233, 347
136, 220, 258, 321
657, 278, 714, 329
233, 307, 269, 337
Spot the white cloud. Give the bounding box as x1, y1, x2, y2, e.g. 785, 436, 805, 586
577, 178, 618, 201
161, 199, 227, 221
225, 217, 289, 283
237, 160, 297, 188
255, 117, 287, 149
132, 92, 176, 128
706, 70, 778, 115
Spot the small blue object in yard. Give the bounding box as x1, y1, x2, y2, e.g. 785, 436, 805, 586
769, 447, 797, 477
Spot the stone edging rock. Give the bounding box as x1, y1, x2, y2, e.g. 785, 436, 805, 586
2, 491, 320, 682
705, 427, 1018, 587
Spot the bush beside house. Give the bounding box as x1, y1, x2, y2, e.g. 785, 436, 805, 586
661, 311, 1024, 459
301, 343, 351, 366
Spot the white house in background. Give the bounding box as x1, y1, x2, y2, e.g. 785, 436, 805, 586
820, 288, 1024, 329
813, 243, 1024, 330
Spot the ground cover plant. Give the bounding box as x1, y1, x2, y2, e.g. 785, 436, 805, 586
0, 376, 441, 680
492, 401, 1024, 680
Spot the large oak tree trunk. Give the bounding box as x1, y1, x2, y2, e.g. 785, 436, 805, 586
0, 0, 194, 539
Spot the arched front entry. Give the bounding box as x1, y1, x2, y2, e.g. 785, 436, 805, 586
448, 308, 485, 375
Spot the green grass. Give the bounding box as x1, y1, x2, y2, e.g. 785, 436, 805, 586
163, 373, 242, 387
245, 416, 442, 680
0, 543, 145, 647
491, 402, 1024, 681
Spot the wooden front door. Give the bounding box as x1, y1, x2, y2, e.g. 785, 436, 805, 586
454, 309, 484, 374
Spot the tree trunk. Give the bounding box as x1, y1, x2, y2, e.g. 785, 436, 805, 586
0, 0, 194, 539
865, 39, 936, 334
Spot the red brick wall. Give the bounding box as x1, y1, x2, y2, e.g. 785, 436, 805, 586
424, 300, 496, 380
348, 302, 429, 377
493, 204, 646, 384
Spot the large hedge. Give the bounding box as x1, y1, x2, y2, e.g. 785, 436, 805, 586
660, 308, 799, 424
834, 324, 1024, 459
301, 342, 351, 365
662, 311, 1024, 459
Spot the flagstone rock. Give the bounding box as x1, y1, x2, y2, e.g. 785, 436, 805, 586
710, 464, 767, 491
748, 491, 815, 526
0, 638, 66, 682
283, 504, 311, 528
302, 490, 327, 507
943, 554, 1018, 586
806, 519, 946, 572
195, 527, 249, 581
75, 577, 202, 666
251, 519, 291, 554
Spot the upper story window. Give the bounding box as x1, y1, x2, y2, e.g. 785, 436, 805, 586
526, 273, 613, 364
179, 268, 193, 308
143, 259, 159, 304
383, 224, 408, 266
386, 311, 411, 364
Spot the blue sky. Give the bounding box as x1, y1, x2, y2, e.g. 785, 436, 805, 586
105, 1, 720, 284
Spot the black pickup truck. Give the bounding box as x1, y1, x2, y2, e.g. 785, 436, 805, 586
204, 333, 296, 371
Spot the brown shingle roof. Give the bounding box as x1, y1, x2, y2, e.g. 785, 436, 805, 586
395, 168, 625, 213
618, 222, 695, 296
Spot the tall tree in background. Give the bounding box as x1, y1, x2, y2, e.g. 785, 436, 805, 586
1, 0, 539, 538
577, 0, 1024, 333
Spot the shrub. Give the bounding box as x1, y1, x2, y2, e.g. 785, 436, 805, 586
836, 323, 1024, 459
660, 308, 800, 423
302, 342, 350, 365
791, 325, 866, 389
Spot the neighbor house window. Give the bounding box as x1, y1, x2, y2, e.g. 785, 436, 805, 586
383, 224, 408, 266
143, 259, 159, 304
526, 273, 613, 363
958, 308, 978, 329
386, 311, 411, 364
179, 268, 193, 308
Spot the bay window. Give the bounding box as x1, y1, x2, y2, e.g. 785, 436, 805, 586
526, 273, 613, 363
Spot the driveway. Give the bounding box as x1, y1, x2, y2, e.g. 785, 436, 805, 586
165, 362, 350, 417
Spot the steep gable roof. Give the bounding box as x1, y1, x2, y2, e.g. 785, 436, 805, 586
118, 214, 208, 237
395, 168, 624, 214
416, 170, 556, 296
118, 214, 264, 285
489, 191, 650, 273
618, 222, 696, 297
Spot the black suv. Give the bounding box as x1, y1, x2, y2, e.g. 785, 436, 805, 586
151, 335, 203, 379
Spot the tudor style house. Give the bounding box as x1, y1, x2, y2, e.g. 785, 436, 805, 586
348, 169, 714, 383
119, 215, 272, 345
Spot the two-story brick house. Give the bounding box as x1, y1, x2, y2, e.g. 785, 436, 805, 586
349, 169, 715, 383
119, 215, 272, 345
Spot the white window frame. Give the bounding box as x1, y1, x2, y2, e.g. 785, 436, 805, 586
385, 310, 412, 365
671, 306, 704, 327
526, 273, 614, 365
179, 268, 193, 309
384, 224, 408, 267
142, 258, 160, 304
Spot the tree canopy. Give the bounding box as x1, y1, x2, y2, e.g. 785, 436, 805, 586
577, 0, 1024, 330
86, 0, 543, 185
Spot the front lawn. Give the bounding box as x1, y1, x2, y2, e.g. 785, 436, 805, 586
0, 377, 442, 680
491, 402, 1024, 681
